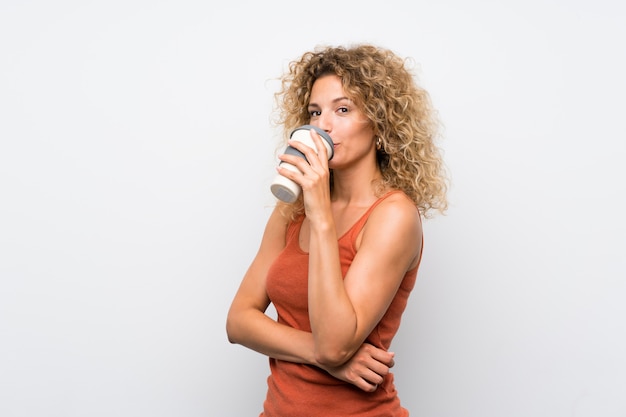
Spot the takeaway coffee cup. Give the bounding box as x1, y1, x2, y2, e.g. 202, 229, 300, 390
270, 125, 334, 203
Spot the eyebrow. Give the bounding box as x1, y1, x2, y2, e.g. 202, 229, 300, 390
308, 97, 351, 108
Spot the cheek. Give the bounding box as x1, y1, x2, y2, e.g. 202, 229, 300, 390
352, 119, 375, 139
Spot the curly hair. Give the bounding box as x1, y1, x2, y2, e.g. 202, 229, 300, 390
271, 43, 448, 219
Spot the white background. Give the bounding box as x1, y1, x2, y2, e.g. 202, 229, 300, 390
1, 1, 625, 416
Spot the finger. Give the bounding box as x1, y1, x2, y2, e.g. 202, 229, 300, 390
286, 133, 326, 169
278, 152, 313, 172
287, 138, 317, 159
352, 354, 388, 385
309, 129, 329, 162
354, 378, 380, 393
363, 368, 385, 386
366, 345, 395, 367
362, 360, 390, 380
360, 380, 383, 392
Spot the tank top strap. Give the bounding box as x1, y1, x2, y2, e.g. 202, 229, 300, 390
343, 190, 407, 245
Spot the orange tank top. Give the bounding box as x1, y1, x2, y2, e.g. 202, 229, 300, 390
262, 190, 421, 417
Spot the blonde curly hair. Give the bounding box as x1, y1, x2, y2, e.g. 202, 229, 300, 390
271, 43, 448, 219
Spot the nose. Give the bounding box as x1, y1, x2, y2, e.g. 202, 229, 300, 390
315, 112, 332, 135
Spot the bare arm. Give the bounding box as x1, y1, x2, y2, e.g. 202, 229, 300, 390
226, 206, 317, 364
308, 196, 422, 366
278, 132, 422, 367
225, 206, 396, 390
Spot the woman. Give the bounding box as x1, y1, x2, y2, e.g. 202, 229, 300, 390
226, 43, 448, 417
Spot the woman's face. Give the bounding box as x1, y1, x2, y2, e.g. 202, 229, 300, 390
308, 74, 376, 170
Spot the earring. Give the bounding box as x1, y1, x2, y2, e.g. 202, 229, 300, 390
375, 137, 382, 150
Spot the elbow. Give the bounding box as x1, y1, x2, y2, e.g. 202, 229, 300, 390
225, 321, 235, 344
314, 347, 354, 368
225, 325, 236, 345
226, 301, 269, 345
225, 312, 242, 345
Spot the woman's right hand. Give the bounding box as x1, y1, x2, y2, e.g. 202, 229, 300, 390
320, 342, 395, 392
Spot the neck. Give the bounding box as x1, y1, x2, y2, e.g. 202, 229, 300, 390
331, 164, 382, 206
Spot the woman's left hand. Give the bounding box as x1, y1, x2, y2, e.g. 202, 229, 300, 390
319, 343, 395, 392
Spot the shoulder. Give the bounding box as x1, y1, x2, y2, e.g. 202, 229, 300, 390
370, 191, 420, 226
361, 191, 422, 246
355, 190, 423, 271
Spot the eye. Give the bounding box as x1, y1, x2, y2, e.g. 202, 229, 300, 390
309, 110, 321, 117
337, 106, 349, 114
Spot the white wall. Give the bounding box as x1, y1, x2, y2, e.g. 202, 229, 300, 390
1, 1, 624, 416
